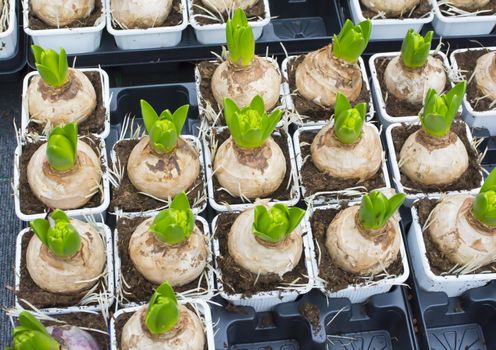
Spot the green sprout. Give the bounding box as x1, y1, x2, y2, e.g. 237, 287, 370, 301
253, 204, 305, 244
226, 8, 255, 66
358, 191, 406, 231
401, 30, 434, 69
224, 95, 283, 149
141, 100, 189, 154
29, 209, 81, 258
149, 192, 195, 245
332, 19, 372, 63
145, 281, 179, 336
32, 45, 69, 88
333, 92, 367, 145
420, 81, 467, 138
472, 169, 496, 227
46, 123, 78, 172
5, 311, 60, 350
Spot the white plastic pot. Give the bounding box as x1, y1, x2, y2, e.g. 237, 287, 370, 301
408, 203, 496, 296
211, 213, 316, 312
14, 223, 115, 313
431, 0, 496, 37
281, 55, 374, 126
0, 0, 18, 59
369, 51, 451, 127
450, 47, 496, 135
293, 124, 391, 206
203, 127, 300, 212
23, 0, 106, 54
114, 214, 215, 308
308, 202, 410, 303
13, 135, 111, 222
21, 68, 111, 139
188, 0, 270, 44
110, 299, 216, 349
385, 122, 483, 206
348, 0, 434, 40
106, 0, 188, 50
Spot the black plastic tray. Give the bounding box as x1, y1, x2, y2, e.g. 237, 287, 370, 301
0, 0, 27, 78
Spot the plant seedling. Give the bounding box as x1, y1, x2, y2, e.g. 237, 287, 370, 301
32, 45, 69, 88
46, 123, 78, 172
253, 204, 305, 244
332, 19, 372, 64
145, 281, 180, 335
226, 8, 255, 66
472, 169, 496, 227
401, 30, 434, 69
5, 311, 61, 350
333, 92, 367, 144
358, 191, 406, 231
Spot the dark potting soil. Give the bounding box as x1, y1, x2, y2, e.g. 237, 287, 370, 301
454, 49, 495, 112
298, 130, 386, 197
116, 217, 210, 304
28, 0, 104, 29
215, 212, 309, 297
191, 0, 265, 25
287, 55, 371, 123
360, 0, 432, 19
310, 208, 403, 293
27, 71, 107, 136
439, 0, 496, 16
299, 303, 321, 332
111, 0, 183, 29
415, 198, 496, 275
391, 122, 482, 194
211, 128, 295, 205
375, 55, 451, 118
110, 138, 206, 213
19, 135, 104, 215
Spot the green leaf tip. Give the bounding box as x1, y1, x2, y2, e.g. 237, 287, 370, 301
6, 311, 61, 350
145, 281, 179, 336
226, 8, 255, 66
359, 191, 405, 231
472, 168, 496, 227
332, 19, 371, 63
46, 122, 78, 172
333, 92, 367, 145
401, 30, 434, 69
253, 204, 305, 244
224, 95, 283, 149
32, 45, 69, 88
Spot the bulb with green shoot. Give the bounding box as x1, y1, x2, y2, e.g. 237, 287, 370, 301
228, 203, 306, 276
400, 81, 470, 186
129, 192, 209, 286
295, 19, 371, 108
326, 189, 405, 276
121, 281, 206, 349
213, 95, 287, 199
27, 122, 103, 210
360, 0, 421, 16
310, 92, 383, 181
28, 45, 97, 129
210, 8, 282, 112
127, 100, 200, 201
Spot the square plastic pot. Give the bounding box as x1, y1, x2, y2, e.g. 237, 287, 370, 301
0, 0, 18, 59
348, 0, 434, 40
21, 68, 111, 139
14, 223, 115, 313
23, 0, 106, 54
105, 0, 188, 49
188, 0, 270, 44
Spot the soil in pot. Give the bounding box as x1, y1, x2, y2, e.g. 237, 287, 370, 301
215, 212, 309, 297
310, 207, 403, 293
299, 303, 321, 332
26, 71, 106, 136
18, 135, 104, 215
439, 0, 496, 16
287, 55, 371, 123
110, 0, 183, 30
191, 0, 265, 25
110, 138, 206, 213
28, 0, 104, 29
391, 122, 482, 194
360, 0, 432, 19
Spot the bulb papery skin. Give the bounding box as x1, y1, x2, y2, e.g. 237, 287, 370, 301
360, 0, 420, 15
326, 205, 400, 275
385, 56, 447, 105
0, 2, 3, 16
111, 0, 172, 29
31, 0, 95, 27
27, 140, 102, 209
26, 219, 106, 294
121, 304, 205, 350
311, 122, 382, 181
296, 45, 362, 107
214, 136, 286, 199
474, 51, 496, 103
47, 324, 101, 350
201, 0, 258, 13
127, 136, 200, 200
448, 0, 491, 10
227, 208, 303, 276
28, 68, 97, 128
399, 130, 469, 186
211, 56, 281, 111
129, 218, 208, 286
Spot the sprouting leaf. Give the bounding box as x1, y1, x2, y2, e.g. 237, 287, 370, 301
253, 204, 305, 243
332, 19, 371, 63
31, 45, 69, 88
358, 191, 405, 230
333, 92, 367, 145
6, 311, 61, 350
145, 281, 179, 335
401, 30, 433, 69
226, 8, 255, 66
46, 123, 78, 172
472, 168, 496, 227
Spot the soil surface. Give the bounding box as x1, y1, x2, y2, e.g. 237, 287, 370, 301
215, 212, 309, 297
111, 0, 183, 29
391, 122, 482, 194
360, 0, 432, 19
28, 0, 104, 29
191, 0, 265, 25
299, 303, 321, 332
310, 207, 403, 293
110, 138, 206, 213
439, 0, 496, 16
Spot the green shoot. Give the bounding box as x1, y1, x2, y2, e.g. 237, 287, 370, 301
224, 95, 283, 149
359, 191, 406, 231
141, 100, 189, 154
253, 204, 305, 244
46, 123, 78, 172
472, 168, 496, 227
401, 30, 434, 69
226, 8, 255, 66
333, 92, 367, 145
332, 19, 372, 64
145, 281, 179, 336
31, 45, 69, 88
5, 311, 60, 350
